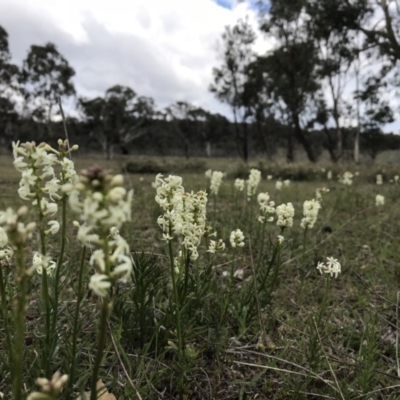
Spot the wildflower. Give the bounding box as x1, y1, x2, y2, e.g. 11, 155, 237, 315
155, 175, 207, 261
275, 180, 283, 190
89, 274, 111, 297
277, 235, 284, 244
77, 224, 100, 246
234, 178, 245, 192
45, 220, 60, 235
276, 203, 295, 228
327, 170, 332, 180
247, 169, 261, 200
210, 171, 224, 195
394, 175, 399, 183
376, 174, 383, 185
375, 194, 385, 206
257, 192, 270, 207
110, 254, 132, 281
230, 229, 245, 248
258, 194, 275, 224
316, 257, 341, 278
208, 239, 225, 253
283, 179, 290, 187
27, 371, 68, 400
0, 227, 8, 247
205, 169, 213, 179
338, 171, 353, 185
0, 247, 13, 262
315, 187, 329, 201
267, 175, 273, 181
33, 252, 56, 276
300, 199, 321, 229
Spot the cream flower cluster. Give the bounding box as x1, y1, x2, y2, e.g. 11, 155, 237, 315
338, 171, 353, 185
276, 203, 295, 228
208, 239, 226, 254
317, 257, 341, 278
246, 169, 261, 200
230, 229, 245, 248
155, 174, 208, 261
69, 167, 134, 297
88, 228, 133, 296
12, 141, 79, 271
13, 140, 78, 204
234, 178, 245, 192
0, 206, 36, 270
257, 192, 275, 224
27, 371, 68, 400
300, 199, 321, 229
375, 194, 385, 206
210, 171, 224, 195
376, 174, 383, 185
315, 187, 329, 202
70, 169, 133, 240
33, 252, 56, 276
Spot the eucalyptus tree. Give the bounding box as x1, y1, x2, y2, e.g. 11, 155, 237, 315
305, 0, 363, 162
22, 43, 75, 136
242, 57, 278, 159
0, 26, 21, 142
256, 0, 321, 162
210, 17, 256, 162
80, 85, 155, 159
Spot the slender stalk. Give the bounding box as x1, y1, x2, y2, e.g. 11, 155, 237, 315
50, 193, 68, 352
0, 265, 13, 381
90, 300, 109, 400
41, 270, 51, 377
12, 248, 27, 400
35, 192, 47, 256
167, 237, 183, 354
66, 246, 87, 399
316, 277, 330, 327
212, 194, 217, 228
91, 232, 112, 400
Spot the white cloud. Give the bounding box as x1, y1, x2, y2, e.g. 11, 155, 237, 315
1, 0, 397, 133
0, 0, 267, 118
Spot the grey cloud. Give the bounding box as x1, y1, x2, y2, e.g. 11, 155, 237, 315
0, 3, 223, 114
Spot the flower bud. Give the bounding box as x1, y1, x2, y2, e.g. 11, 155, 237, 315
17, 206, 29, 218
110, 174, 124, 187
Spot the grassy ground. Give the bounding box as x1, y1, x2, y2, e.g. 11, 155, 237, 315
1, 152, 400, 399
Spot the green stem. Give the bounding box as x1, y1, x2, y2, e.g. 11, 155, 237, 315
35, 193, 46, 256
12, 248, 27, 400
0, 265, 13, 381
50, 194, 67, 352
67, 246, 87, 399
316, 277, 330, 327
90, 300, 109, 400
168, 238, 183, 354
41, 270, 51, 377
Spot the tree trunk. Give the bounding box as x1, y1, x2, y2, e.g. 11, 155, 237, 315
242, 122, 249, 163
103, 142, 114, 160
286, 131, 294, 162
292, 112, 317, 162
323, 126, 339, 163
256, 116, 272, 161
354, 126, 360, 164
205, 141, 211, 157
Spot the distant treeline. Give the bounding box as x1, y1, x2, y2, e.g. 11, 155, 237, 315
1, 115, 398, 162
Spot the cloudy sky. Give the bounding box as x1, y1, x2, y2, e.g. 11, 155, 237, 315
1, 0, 398, 133
0, 0, 270, 118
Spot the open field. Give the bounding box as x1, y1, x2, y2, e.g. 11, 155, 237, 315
1, 150, 400, 399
